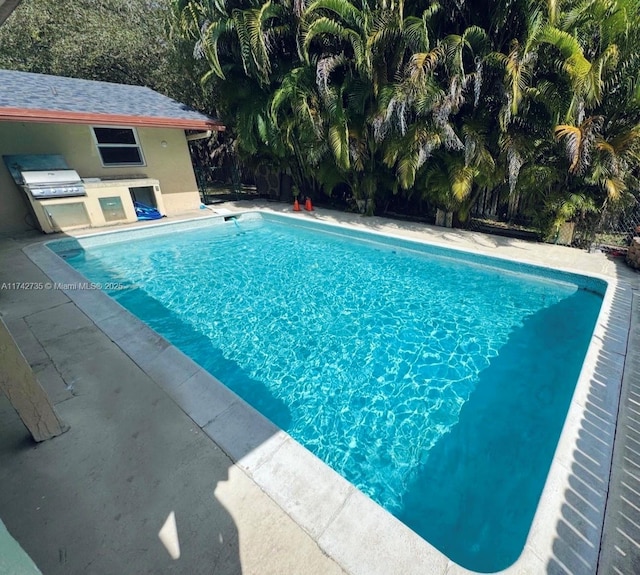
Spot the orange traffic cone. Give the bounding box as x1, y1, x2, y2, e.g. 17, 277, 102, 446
304, 197, 313, 211
293, 198, 301, 211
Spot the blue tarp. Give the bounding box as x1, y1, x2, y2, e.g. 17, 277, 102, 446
134, 201, 163, 221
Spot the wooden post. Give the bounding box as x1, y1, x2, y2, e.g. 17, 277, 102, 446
0, 1, 24, 26
0, 318, 68, 441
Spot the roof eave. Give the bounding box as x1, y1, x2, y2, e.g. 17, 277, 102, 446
0, 107, 225, 131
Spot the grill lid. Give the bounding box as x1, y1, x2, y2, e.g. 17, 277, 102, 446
21, 169, 86, 199
21, 169, 82, 187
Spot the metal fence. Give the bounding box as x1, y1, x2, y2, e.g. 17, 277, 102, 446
190, 143, 640, 249
467, 188, 640, 249
591, 199, 640, 248
467, 189, 542, 241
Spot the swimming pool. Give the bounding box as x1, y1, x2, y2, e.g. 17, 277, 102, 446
47, 212, 606, 572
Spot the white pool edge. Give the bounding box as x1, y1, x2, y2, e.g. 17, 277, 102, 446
22, 209, 632, 575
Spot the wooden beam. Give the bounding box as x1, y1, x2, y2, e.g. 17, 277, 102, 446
0, 0, 23, 26
0, 318, 68, 442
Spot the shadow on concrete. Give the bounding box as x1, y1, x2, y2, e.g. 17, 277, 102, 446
597, 340, 640, 574
113, 285, 292, 431
241, 201, 640, 573
0, 233, 267, 575
544, 269, 637, 574
0, 390, 244, 575
5, 209, 633, 575
226, 198, 534, 252
592, 260, 640, 575
395, 290, 602, 573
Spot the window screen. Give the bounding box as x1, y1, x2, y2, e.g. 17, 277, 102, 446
92, 127, 145, 166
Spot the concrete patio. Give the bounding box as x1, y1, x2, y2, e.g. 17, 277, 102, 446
1, 202, 639, 574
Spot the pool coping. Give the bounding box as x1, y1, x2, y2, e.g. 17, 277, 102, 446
22, 208, 633, 575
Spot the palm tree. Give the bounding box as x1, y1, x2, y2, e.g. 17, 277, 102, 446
170, 0, 640, 232
300, 0, 407, 212
170, 0, 305, 185
270, 64, 330, 196
540, 0, 639, 209
384, 16, 500, 221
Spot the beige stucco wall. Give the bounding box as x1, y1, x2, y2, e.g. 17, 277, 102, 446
0, 121, 201, 234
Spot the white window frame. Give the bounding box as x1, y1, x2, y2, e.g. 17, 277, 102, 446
91, 126, 146, 167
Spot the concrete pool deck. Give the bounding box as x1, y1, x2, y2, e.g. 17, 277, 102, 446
0, 201, 638, 574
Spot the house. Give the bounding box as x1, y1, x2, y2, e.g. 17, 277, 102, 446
0, 69, 224, 234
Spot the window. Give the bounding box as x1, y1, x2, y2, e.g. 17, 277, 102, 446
92, 127, 145, 166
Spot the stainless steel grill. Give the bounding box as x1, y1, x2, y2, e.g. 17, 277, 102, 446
21, 169, 86, 199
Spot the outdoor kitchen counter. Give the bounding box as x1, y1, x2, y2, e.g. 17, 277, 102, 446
28, 178, 167, 233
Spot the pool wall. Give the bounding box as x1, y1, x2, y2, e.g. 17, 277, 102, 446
48, 212, 607, 296
23, 209, 632, 574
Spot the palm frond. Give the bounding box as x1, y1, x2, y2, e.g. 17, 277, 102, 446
403, 15, 429, 52
604, 177, 626, 201
555, 116, 602, 174
540, 24, 593, 90
449, 164, 475, 202
302, 17, 359, 61
199, 18, 235, 79
555, 123, 584, 173
305, 0, 362, 30
407, 48, 443, 80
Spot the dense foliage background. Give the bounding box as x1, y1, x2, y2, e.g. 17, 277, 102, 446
0, 1, 170, 87
169, 0, 640, 236
2, 0, 639, 237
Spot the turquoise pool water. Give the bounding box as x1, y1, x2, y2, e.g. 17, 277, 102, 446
53, 214, 604, 572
